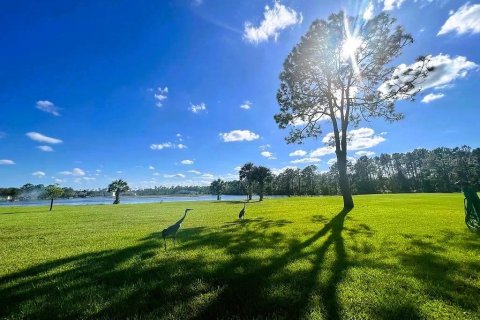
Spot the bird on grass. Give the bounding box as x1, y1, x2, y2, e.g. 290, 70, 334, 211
162, 208, 192, 250
239, 202, 246, 220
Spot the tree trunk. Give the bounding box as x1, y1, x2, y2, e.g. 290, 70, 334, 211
49, 198, 53, 211
337, 152, 354, 209
259, 183, 264, 201
217, 194, 220, 201
113, 190, 120, 204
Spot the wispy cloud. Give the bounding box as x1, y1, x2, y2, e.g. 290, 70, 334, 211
0, 159, 15, 165
37, 145, 54, 152
355, 151, 376, 157
291, 157, 321, 164
422, 93, 445, 103
363, 2, 374, 20
240, 100, 252, 110
189, 102, 207, 113
310, 146, 335, 158
260, 151, 276, 159
164, 173, 186, 178
154, 87, 168, 107
244, 1, 302, 44
32, 171, 46, 177
383, 0, 405, 11
35, 100, 61, 116
289, 150, 307, 157
188, 170, 202, 175
148, 165, 155, 170
59, 168, 85, 176
26, 132, 63, 144
219, 130, 260, 142
150, 142, 187, 150
438, 3, 480, 36
181, 159, 194, 165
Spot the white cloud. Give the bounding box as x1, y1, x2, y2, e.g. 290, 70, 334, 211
150, 142, 173, 150
189, 102, 207, 113
271, 165, 297, 175
60, 168, 85, 176
310, 146, 335, 158
289, 150, 307, 157
202, 173, 215, 179
219, 130, 260, 142
327, 156, 356, 166
244, 1, 302, 44
355, 151, 376, 157
32, 171, 46, 177
82, 177, 96, 181
438, 3, 480, 36
26, 132, 63, 144
188, 170, 202, 175
234, 166, 242, 172
116, 170, 123, 174
291, 157, 321, 164
260, 151, 276, 159
380, 54, 478, 97
164, 173, 186, 178
363, 2, 374, 20
37, 145, 54, 152
153, 172, 160, 176
0, 159, 15, 165
177, 143, 187, 149
35, 100, 61, 116
422, 92, 445, 103
240, 100, 252, 110
259, 144, 271, 151
154, 87, 168, 107
383, 0, 405, 11
148, 165, 155, 170
181, 159, 194, 165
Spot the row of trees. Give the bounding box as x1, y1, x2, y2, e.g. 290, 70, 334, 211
209, 146, 480, 199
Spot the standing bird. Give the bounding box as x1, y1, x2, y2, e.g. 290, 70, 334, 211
162, 208, 193, 250
239, 202, 246, 220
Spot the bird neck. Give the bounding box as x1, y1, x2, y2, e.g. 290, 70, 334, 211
177, 211, 188, 224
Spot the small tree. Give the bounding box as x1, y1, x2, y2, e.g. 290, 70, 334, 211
108, 179, 130, 204
252, 166, 272, 201
239, 162, 256, 201
45, 184, 64, 211
275, 12, 431, 209
210, 179, 226, 200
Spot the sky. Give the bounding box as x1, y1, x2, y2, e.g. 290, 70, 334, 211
1, 0, 479, 189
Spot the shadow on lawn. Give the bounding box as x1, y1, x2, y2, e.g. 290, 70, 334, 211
2, 208, 478, 319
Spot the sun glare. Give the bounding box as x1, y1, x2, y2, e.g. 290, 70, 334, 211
341, 36, 362, 59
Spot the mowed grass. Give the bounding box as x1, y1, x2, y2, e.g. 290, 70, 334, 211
1, 194, 479, 319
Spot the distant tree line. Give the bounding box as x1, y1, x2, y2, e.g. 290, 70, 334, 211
215, 146, 480, 197
2, 146, 479, 202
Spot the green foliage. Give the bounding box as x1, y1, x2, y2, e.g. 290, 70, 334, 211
1, 195, 479, 319
107, 179, 130, 193
44, 184, 64, 200
210, 179, 226, 200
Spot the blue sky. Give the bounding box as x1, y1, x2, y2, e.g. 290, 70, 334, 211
1, 0, 479, 189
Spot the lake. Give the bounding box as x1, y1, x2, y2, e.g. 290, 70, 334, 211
0, 195, 284, 207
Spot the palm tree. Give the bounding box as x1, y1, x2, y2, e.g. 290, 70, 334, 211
210, 179, 226, 200
107, 179, 130, 204
239, 162, 255, 201
252, 166, 272, 201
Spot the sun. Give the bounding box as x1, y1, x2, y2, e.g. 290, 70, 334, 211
341, 36, 362, 59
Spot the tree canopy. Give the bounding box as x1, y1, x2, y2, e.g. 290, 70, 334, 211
275, 11, 431, 209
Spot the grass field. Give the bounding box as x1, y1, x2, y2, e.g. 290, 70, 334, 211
1, 194, 479, 319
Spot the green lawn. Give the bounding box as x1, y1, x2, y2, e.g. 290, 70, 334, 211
1, 194, 479, 319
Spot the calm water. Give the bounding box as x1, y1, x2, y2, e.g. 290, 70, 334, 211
0, 195, 283, 207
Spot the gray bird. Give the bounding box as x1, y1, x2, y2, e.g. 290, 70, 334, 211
239, 202, 246, 220
162, 208, 193, 250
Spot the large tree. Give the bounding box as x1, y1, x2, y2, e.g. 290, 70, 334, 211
274, 12, 431, 209
210, 179, 226, 200
108, 179, 130, 204
44, 184, 64, 211
252, 166, 272, 201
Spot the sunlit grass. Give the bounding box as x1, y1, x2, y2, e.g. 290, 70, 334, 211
1, 194, 479, 319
